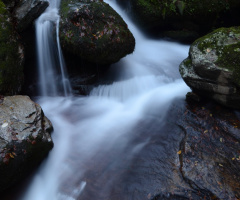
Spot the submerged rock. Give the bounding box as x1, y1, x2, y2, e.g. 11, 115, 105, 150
180, 27, 240, 109
0, 95, 53, 192
0, 1, 24, 95
59, 0, 135, 65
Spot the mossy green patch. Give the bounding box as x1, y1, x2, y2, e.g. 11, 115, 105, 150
129, 0, 239, 38
183, 58, 192, 69
59, 0, 135, 64
0, 0, 24, 95
217, 42, 240, 86
190, 27, 240, 87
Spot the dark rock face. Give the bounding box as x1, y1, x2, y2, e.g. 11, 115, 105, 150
14, 0, 49, 32
59, 0, 135, 65
0, 95, 53, 192
175, 101, 240, 199
120, 0, 240, 42
0, 1, 24, 95
180, 27, 240, 109
2, 0, 49, 32
66, 99, 240, 200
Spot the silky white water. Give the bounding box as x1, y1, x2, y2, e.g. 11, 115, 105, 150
36, 0, 71, 96
22, 0, 190, 199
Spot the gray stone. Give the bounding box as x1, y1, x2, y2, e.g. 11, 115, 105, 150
14, 0, 49, 32
179, 27, 240, 109
0, 95, 53, 192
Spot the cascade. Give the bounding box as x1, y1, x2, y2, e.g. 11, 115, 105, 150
36, 0, 72, 96
22, 0, 190, 199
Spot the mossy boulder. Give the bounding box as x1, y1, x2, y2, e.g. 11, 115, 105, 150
0, 95, 53, 192
59, 0, 135, 65
124, 0, 240, 42
0, 1, 24, 95
179, 26, 240, 109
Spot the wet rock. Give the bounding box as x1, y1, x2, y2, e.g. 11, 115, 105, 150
179, 27, 240, 109
0, 95, 53, 192
13, 0, 49, 32
68, 99, 240, 200
0, 1, 24, 95
59, 0, 135, 65
175, 100, 240, 199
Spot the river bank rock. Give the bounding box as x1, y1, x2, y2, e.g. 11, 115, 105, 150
2, 0, 49, 32
14, 0, 49, 32
59, 0, 135, 65
152, 99, 240, 199
180, 27, 240, 109
0, 1, 24, 95
0, 95, 53, 192
121, 0, 240, 43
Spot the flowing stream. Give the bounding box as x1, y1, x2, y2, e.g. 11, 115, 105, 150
22, 0, 190, 199
36, 0, 71, 96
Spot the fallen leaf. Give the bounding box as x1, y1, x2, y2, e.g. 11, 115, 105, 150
147, 193, 151, 199
9, 153, 14, 158
204, 130, 208, 134
2, 122, 8, 128
219, 164, 223, 167
177, 150, 182, 155
206, 48, 211, 53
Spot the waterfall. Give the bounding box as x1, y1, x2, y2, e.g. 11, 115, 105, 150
21, 0, 191, 199
36, 0, 72, 96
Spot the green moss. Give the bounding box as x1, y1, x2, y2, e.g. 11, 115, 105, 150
0, 0, 24, 95
194, 27, 240, 53
130, 0, 234, 30
183, 58, 192, 69
217, 42, 240, 86
190, 27, 240, 87
59, 0, 135, 64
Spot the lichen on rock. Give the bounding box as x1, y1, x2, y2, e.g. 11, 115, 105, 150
179, 26, 240, 109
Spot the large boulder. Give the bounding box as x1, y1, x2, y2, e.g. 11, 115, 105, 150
123, 0, 240, 42
59, 0, 135, 65
0, 1, 24, 95
0, 95, 53, 192
180, 27, 240, 109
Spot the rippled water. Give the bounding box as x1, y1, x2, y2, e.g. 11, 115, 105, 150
22, 0, 190, 199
